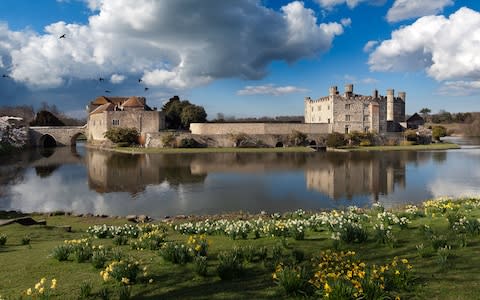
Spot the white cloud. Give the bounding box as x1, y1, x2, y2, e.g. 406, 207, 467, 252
315, 0, 386, 10
386, 0, 454, 23
369, 8, 480, 84
237, 84, 309, 96
0, 0, 347, 90
110, 73, 125, 84
362, 77, 378, 84
363, 40, 378, 52
438, 81, 480, 96
341, 18, 352, 27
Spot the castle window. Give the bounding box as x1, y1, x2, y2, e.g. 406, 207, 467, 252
345, 104, 351, 110
364, 115, 369, 121
328, 105, 330, 110
345, 115, 351, 121
364, 127, 369, 133
112, 119, 120, 126
345, 125, 350, 134
328, 118, 330, 123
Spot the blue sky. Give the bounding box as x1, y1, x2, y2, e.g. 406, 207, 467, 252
0, 0, 479, 119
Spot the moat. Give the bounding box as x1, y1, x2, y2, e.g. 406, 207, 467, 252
1, 137, 479, 218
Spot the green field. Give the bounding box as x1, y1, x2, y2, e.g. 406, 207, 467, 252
1, 197, 480, 299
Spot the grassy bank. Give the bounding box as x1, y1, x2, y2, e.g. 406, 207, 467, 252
113, 146, 316, 154
1, 197, 480, 299
338, 142, 460, 152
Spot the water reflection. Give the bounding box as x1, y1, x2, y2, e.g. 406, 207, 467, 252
87, 151, 206, 194
1, 143, 479, 217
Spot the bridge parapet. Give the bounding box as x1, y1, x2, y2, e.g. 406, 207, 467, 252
29, 126, 87, 147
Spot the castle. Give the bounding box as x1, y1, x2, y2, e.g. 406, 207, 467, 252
86, 96, 165, 142
304, 84, 406, 134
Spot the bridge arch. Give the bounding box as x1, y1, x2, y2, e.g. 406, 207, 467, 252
38, 134, 57, 148
70, 132, 86, 146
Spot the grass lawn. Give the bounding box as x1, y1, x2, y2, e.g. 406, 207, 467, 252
1, 197, 480, 299
339, 143, 460, 152
113, 146, 316, 154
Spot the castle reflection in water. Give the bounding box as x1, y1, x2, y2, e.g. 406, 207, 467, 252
85, 150, 439, 201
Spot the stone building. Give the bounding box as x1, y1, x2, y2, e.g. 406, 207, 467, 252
86, 96, 165, 142
304, 84, 405, 134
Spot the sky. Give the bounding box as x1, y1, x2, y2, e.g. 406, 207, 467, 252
0, 0, 480, 119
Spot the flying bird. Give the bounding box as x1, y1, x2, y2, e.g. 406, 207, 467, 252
144, 87, 149, 91
99, 77, 105, 82
138, 79, 142, 83
105, 90, 111, 93
59, 34, 66, 39
2, 74, 10, 78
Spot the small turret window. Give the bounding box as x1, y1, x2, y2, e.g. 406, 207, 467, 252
112, 119, 120, 126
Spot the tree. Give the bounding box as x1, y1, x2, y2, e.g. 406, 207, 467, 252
162, 96, 207, 129
30, 110, 65, 126
432, 125, 447, 141
419, 108, 431, 121
180, 105, 207, 129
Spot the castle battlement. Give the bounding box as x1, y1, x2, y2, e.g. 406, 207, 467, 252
304, 84, 405, 134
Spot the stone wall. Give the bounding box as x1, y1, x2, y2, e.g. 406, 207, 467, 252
87, 110, 165, 141
144, 131, 329, 148
189, 123, 331, 135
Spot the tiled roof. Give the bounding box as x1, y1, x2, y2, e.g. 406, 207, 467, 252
122, 96, 144, 108
90, 102, 115, 114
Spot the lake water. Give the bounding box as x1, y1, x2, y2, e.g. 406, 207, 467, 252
1, 137, 480, 218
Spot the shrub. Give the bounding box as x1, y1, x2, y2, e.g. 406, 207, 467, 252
98, 287, 111, 300
326, 132, 346, 148
339, 223, 368, 244
272, 264, 311, 296
437, 245, 453, 266
104, 127, 139, 145
217, 250, 244, 280
229, 133, 249, 147
72, 243, 93, 263
193, 256, 208, 276
178, 137, 203, 148
91, 248, 109, 269
403, 129, 417, 142
51, 244, 71, 261
242, 245, 257, 263
21, 235, 31, 245
0, 234, 7, 246
159, 242, 193, 264
118, 285, 131, 300
78, 282, 92, 299
257, 246, 268, 261
100, 260, 140, 284
288, 130, 307, 146
187, 234, 209, 257
113, 235, 129, 246
131, 230, 167, 251
161, 132, 176, 148
432, 125, 447, 141
359, 139, 372, 146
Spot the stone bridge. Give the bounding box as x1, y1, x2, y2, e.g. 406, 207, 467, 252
29, 126, 87, 147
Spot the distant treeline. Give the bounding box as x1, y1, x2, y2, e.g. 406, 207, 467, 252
0, 103, 86, 126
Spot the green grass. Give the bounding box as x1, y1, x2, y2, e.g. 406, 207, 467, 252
114, 146, 316, 154
340, 142, 460, 152
1, 198, 480, 299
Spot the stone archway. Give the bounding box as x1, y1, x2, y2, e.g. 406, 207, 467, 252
39, 134, 57, 148
275, 141, 284, 147
309, 140, 317, 146
70, 132, 86, 146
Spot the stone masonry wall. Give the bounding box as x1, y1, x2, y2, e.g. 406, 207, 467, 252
189, 123, 331, 135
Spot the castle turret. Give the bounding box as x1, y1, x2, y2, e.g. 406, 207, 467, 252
344, 84, 353, 97
329, 86, 338, 96
372, 89, 378, 99
398, 92, 406, 102
387, 89, 394, 121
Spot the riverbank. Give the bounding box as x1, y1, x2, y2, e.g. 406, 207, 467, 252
109, 142, 460, 155
335, 142, 460, 152
113, 146, 316, 154
1, 197, 480, 299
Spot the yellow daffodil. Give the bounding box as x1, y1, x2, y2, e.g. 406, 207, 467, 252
26, 288, 32, 296
51, 278, 57, 289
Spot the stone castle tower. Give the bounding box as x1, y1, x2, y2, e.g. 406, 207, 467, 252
304, 84, 405, 133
